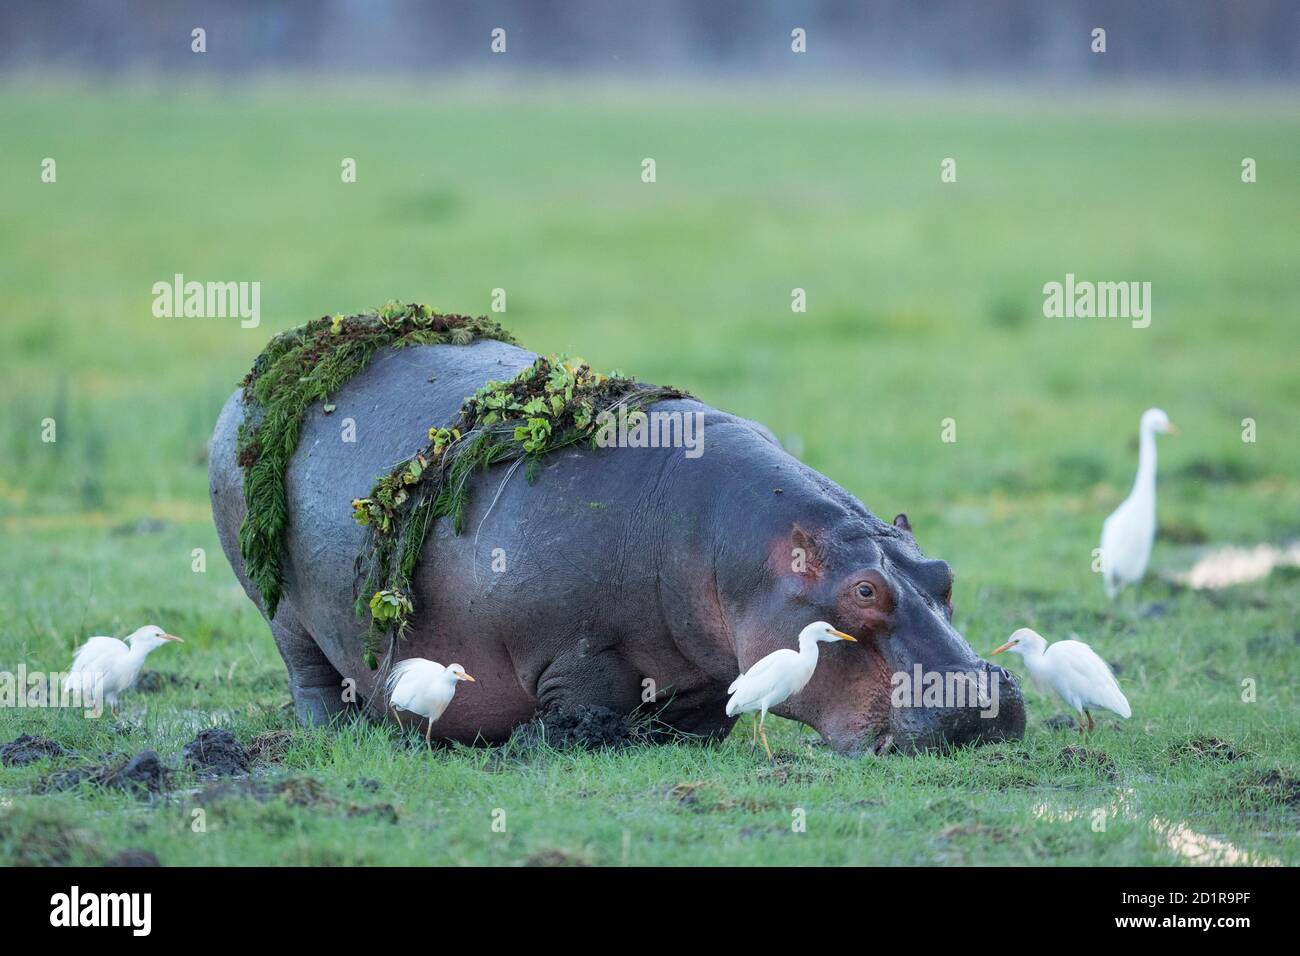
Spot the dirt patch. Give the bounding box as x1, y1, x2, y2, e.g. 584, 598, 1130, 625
1254, 769, 1300, 807
1058, 746, 1116, 777
523, 847, 593, 867
104, 849, 161, 867
1166, 736, 1248, 763
981, 747, 1032, 765
664, 781, 709, 806
350, 802, 399, 823
509, 705, 653, 751
193, 776, 397, 821
39, 750, 169, 798
757, 756, 827, 785
135, 671, 187, 693
197, 776, 327, 807
1175, 457, 1262, 485
183, 728, 251, 777
0, 735, 71, 767
246, 730, 294, 764
0, 810, 101, 865
1043, 714, 1078, 731
937, 822, 1015, 844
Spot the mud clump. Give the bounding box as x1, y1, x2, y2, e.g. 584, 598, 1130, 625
41, 750, 169, 797
105, 849, 161, 867
1058, 746, 1116, 778
104, 751, 168, 793
183, 728, 251, 777
510, 705, 638, 750
1, 735, 71, 767
1166, 736, 1247, 763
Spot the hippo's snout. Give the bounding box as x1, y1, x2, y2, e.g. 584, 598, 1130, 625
887, 658, 1026, 754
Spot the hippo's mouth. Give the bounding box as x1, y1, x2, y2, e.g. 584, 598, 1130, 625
881, 658, 1026, 755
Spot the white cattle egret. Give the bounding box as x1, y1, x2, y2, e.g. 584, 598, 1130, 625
63, 625, 184, 716
991, 627, 1130, 733
726, 621, 857, 759
1100, 407, 1177, 598
385, 658, 475, 744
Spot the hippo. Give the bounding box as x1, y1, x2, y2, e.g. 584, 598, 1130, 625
209, 338, 1024, 754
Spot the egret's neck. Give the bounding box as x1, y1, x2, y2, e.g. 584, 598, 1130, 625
126, 642, 154, 666
1016, 645, 1047, 674
797, 634, 822, 665
1133, 425, 1158, 497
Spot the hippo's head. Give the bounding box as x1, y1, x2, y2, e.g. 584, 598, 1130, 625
733, 512, 1025, 755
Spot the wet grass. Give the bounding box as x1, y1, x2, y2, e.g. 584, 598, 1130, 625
1, 83, 1298, 865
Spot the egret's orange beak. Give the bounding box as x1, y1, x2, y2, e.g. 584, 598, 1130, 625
163, 634, 184, 643
830, 629, 857, 642
456, 672, 476, 682
991, 640, 1014, 655
1167, 423, 1180, 435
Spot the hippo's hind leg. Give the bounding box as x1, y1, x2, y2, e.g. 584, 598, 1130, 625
270, 609, 348, 727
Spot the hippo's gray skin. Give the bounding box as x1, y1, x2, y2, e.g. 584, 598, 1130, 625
209, 339, 1024, 754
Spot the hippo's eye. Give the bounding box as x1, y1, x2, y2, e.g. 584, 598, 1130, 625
855, 582, 876, 602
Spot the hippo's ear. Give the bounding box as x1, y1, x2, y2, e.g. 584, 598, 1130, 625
893, 513, 913, 534
788, 524, 825, 578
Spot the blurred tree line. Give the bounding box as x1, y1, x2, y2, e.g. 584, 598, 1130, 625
1, 0, 1296, 80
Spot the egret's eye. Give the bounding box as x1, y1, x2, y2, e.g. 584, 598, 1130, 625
856, 582, 875, 601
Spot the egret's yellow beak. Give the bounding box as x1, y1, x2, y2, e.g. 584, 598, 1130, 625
163, 634, 184, 643
831, 629, 857, 642
456, 672, 476, 682
990, 640, 1014, 655
1167, 423, 1180, 434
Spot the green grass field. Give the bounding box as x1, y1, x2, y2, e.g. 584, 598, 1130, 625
1, 83, 1297, 865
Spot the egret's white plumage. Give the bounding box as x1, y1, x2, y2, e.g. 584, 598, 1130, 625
385, 658, 475, 743
63, 625, 183, 715
726, 621, 857, 759
1101, 407, 1177, 598
992, 627, 1130, 732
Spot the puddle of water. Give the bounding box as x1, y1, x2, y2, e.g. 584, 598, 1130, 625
1033, 789, 1279, 866
1152, 817, 1277, 866
1173, 542, 1300, 590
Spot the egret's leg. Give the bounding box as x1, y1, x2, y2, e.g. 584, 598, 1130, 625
1077, 713, 1086, 734
750, 713, 759, 751
425, 719, 433, 746
759, 710, 773, 761
392, 705, 403, 732
1085, 710, 1094, 733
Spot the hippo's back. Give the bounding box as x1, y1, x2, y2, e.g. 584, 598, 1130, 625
209, 338, 540, 634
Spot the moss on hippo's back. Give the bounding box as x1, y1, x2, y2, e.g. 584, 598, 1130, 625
234, 302, 515, 618
234, 304, 689, 670
352, 354, 690, 666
